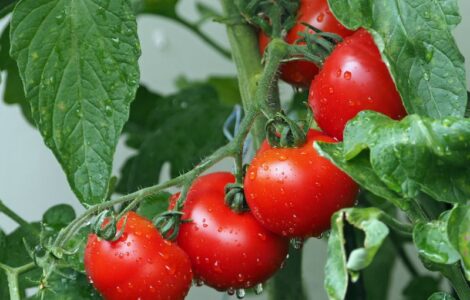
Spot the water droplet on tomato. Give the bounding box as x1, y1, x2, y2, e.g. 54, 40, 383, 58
254, 283, 264, 295
227, 287, 235, 295
116, 286, 123, 293
236, 288, 246, 299
195, 279, 204, 286
165, 265, 176, 275
213, 261, 223, 273
328, 87, 334, 94
158, 251, 169, 259
291, 237, 304, 249
316, 12, 325, 22
249, 171, 256, 180
279, 155, 288, 161
257, 232, 267, 241
344, 71, 352, 80
336, 68, 342, 77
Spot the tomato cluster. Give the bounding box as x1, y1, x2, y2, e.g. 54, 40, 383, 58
84, 0, 408, 299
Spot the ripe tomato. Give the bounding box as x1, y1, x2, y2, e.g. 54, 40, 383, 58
308, 28, 407, 140
259, 0, 354, 86
84, 212, 192, 300
175, 172, 289, 291
244, 130, 358, 238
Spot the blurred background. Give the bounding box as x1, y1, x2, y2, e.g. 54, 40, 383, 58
1, 0, 469, 299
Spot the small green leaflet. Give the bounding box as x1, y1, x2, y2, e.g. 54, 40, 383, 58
413, 212, 460, 265
9, 0, 141, 205
328, 0, 467, 118
117, 85, 232, 193
324, 207, 389, 300
318, 111, 470, 205
447, 205, 470, 280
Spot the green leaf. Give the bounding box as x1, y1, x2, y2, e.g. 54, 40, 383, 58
136, 192, 171, 220
175, 75, 241, 105
447, 205, 470, 280
131, 0, 178, 17
428, 292, 456, 300
42, 204, 76, 231
10, 0, 141, 205
403, 276, 441, 300
117, 85, 232, 193
413, 212, 460, 265
325, 207, 389, 300
328, 0, 467, 118
30, 270, 101, 299
0, 24, 33, 125
340, 111, 470, 204
314, 142, 407, 210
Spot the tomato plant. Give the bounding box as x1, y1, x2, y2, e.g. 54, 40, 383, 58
0, 0, 469, 300
175, 173, 289, 291
308, 28, 407, 140
244, 130, 358, 238
258, 0, 354, 87
84, 212, 192, 300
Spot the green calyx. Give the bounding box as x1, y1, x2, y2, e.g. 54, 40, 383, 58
225, 183, 250, 213
235, 0, 300, 38
266, 112, 307, 148
153, 210, 187, 241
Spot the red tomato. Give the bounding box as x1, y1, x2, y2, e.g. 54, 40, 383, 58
244, 130, 358, 238
84, 212, 192, 300
308, 28, 407, 140
176, 172, 289, 291
259, 0, 354, 86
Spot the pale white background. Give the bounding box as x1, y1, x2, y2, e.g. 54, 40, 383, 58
1, 1, 469, 299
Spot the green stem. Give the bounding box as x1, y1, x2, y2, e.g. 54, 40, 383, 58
442, 264, 470, 300
0, 262, 36, 300
174, 15, 232, 59
379, 212, 413, 235
0, 199, 39, 236
221, 1, 266, 148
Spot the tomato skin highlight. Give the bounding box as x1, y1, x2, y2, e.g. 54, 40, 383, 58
258, 0, 354, 86
308, 28, 407, 140
176, 172, 289, 291
84, 212, 192, 300
244, 130, 359, 238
